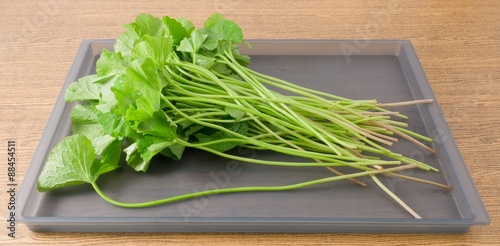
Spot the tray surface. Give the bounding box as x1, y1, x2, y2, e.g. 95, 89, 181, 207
17, 40, 489, 233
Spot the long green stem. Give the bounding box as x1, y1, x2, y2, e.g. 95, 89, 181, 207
221, 52, 349, 155
162, 95, 359, 162
177, 139, 400, 167
91, 164, 417, 208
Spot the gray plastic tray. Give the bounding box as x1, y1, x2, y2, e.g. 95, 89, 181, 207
18, 40, 490, 233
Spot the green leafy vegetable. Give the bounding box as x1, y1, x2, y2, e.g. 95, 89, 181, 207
70, 103, 99, 123
37, 13, 449, 218
133, 13, 166, 38
37, 135, 118, 191
96, 49, 127, 77
65, 75, 101, 102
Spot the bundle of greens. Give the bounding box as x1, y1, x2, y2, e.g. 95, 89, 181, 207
37, 13, 448, 217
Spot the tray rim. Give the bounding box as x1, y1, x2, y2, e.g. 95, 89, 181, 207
17, 39, 490, 233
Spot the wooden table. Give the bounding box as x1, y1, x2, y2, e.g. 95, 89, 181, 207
1, 0, 498, 244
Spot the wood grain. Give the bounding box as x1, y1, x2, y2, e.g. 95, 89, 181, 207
1, 0, 499, 244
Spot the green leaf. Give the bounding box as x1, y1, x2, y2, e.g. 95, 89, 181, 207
71, 121, 114, 155
138, 135, 175, 160
65, 75, 101, 102
70, 103, 99, 124
224, 106, 246, 120
127, 57, 162, 96
195, 54, 216, 69
70, 105, 124, 170
124, 133, 178, 172
96, 110, 132, 139
93, 74, 123, 113
162, 16, 188, 45
130, 36, 173, 66
37, 135, 114, 191
109, 74, 128, 114
205, 19, 243, 44
136, 110, 177, 140
177, 30, 208, 54
174, 17, 195, 35
201, 14, 243, 51
124, 142, 147, 172
204, 13, 226, 28
202, 37, 219, 51
177, 38, 194, 53
130, 38, 156, 62
97, 138, 122, 171
134, 135, 175, 171
122, 58, 162, 121
195, 122, 248, 152
114, 24, 140, 57
231, 48, 251, 67
96, 49, 127, 77
133, 13, 166, 37
69, 102, 123, 157
160, 142, 186, 160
